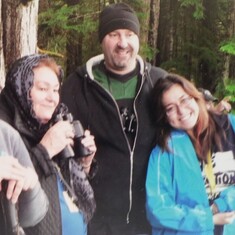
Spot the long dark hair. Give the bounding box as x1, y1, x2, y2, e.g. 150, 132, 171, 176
153, 73, 224, 161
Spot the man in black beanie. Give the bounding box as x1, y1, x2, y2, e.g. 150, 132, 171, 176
61, 3, 167, 235
98, 3, 140, 43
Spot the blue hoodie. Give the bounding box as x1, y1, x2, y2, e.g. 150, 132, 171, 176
146, 114, 235, 235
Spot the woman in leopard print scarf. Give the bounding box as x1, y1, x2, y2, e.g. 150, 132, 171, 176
0, 54, 96, 235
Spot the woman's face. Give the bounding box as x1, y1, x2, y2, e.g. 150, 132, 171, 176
30, 66, 60, 124
162, 84, 199, 130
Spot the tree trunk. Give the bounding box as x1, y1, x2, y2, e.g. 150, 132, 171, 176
148, 0, 160, 65
2, 0, 39, 72
222, 0, 235, 84
0, 0, 5, 90
65, 0, 83, 75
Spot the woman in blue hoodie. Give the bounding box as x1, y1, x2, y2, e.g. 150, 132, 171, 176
146, 73, 235, 235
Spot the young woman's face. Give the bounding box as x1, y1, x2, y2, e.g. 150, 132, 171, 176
162, 84, 199, 130
101, 29, 139, 74
30, 66, 60, 124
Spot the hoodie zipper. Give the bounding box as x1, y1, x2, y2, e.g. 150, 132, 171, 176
88, 67, 147, 224
84, 55, 149, 224
125, 67, 147, 223
91, 78, 133, 223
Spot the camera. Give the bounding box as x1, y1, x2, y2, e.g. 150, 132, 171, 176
55, 113, 93, 158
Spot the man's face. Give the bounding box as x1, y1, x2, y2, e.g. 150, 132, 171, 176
101, 29, 139, 74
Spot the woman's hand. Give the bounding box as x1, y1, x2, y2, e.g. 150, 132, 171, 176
215, 97, 231, 113
80, 130, 97, 174
21, 167, 38, 191
213, 211, 235, 225
0, 156, 39, 203
40, 120, 75, 158
0, 156, 24, 182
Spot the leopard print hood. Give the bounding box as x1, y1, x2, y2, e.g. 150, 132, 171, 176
2, 54, 64, 137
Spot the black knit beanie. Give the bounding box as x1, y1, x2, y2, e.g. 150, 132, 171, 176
98, 3, 140, 43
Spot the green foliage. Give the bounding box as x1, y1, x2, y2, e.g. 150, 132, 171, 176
224, 81, 235, 96
39, 4, 74, 30
220, 38, 235, 55
39, 2, 97, 34
179, 0, 204, 19
38, 0, 100, 69
141, 44, 158, 62
37, 0, 235, 85
160, 58, 189, 76
215, 80, 235, 113
198, 47, 218, 68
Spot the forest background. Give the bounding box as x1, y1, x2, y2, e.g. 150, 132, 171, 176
0, 0, 235, 104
